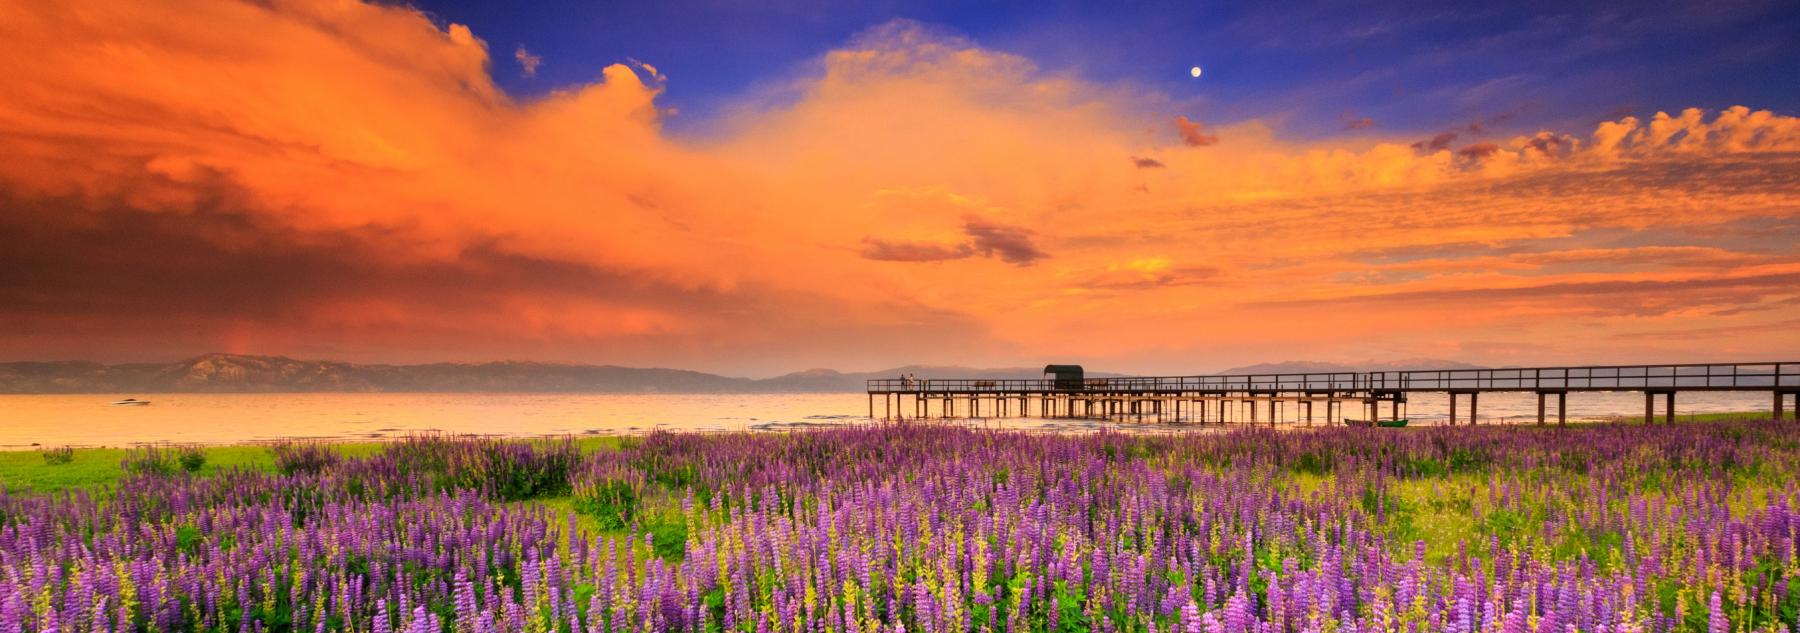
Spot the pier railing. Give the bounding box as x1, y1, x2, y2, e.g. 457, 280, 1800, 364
866, 372, 1367, 393
1372, 362, 1795, 391
868, 362, 1797, 394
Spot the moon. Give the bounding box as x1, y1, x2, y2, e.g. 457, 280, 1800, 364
1189, 66, 1203, 78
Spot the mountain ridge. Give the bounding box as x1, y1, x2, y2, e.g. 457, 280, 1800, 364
0, 353, 1496, 393
0, 354, 1120, 394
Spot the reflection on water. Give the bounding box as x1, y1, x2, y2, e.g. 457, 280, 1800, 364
0, 392, 864, 448
0, 390, 1781, 448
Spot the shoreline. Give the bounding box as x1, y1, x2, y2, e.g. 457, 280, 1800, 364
2, 412, 1780, 493
0, 407, 1778, 453
2, 391, 1781, 447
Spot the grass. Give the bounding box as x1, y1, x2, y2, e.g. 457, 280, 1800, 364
531, 494, 686, 556
0, 435, 630, 494
1, 434, 672, 563
1610, 409, 1775, 425
0, 444, 290, 493
1355, 435, 1796, 570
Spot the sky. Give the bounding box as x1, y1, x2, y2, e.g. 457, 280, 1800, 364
0, 0, 1796, 376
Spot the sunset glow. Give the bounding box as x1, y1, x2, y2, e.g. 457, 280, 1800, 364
2, 1, 1796, 375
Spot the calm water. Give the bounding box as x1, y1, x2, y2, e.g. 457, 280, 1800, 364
1225, 390, 1776, 425
0, 390, 1781, 448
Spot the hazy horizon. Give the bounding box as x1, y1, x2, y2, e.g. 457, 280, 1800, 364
0, 350, 1569, 382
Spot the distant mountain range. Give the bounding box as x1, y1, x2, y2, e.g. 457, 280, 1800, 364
2, 354, 1777, 395
0, 353, 1495, 394
0, 353, 1123, 394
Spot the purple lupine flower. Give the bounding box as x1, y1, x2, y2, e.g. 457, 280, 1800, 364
1708, 591, 1729, 633
374, 599, 393, 633
0, 424, 1796, 633
1182, 600, 1202, 633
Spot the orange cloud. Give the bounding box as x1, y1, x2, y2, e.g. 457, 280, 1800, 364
0, 2, 1797, 373
1456, 142, 1501, 159
1589, 106, 1800, 158
860, 238, 974, 263
1175, 116, 1219, 146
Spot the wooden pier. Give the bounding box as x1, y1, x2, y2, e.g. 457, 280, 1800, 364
866, 362, 1800, 426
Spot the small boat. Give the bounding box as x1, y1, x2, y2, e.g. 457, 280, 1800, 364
1344, 418, 1408, 428
111, 398, 151, 406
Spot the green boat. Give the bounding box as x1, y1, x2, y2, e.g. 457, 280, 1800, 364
1344, 418, 1409, 428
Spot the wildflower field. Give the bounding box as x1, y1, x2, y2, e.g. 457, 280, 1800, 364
2, 421, 1798, 633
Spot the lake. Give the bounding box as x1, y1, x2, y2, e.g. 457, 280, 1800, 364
0, 390, 1781, 448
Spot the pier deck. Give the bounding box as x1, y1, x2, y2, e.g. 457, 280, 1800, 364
866, 361, 1800, 426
